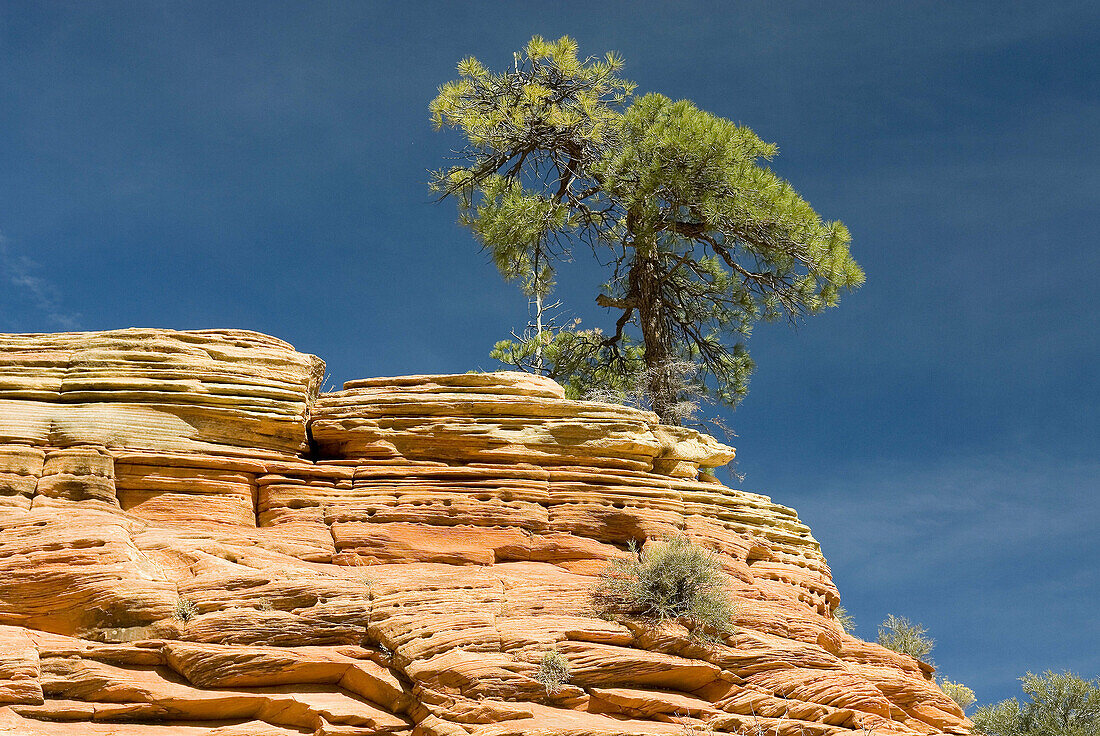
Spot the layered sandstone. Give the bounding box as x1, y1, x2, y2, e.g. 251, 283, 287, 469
0, 329, 970, 736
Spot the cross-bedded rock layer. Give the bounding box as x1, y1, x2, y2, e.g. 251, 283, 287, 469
0, 329, 970, 736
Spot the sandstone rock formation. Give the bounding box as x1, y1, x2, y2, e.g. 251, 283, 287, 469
0, 329, 971, 736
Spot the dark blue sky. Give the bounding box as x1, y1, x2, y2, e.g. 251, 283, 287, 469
1, 1, 1097, 706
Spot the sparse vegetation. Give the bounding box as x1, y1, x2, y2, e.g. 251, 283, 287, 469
872, 615, 974, 714
173, 596, 198, 622
592, 535, 734, 638
832, 605, 856, 633
940, 678, 976, 711
738, 706, 826, 736
582, 359, 706, 425
533, 648, 571, 694
971, 671, 1100, 736
877, 614, 934, 662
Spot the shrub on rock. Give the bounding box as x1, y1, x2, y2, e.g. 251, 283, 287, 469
534, 649, 571, 694
592, 535, 734, 638
877, 614, 934, 662
831, 604, 856, 634
940, 678, 976, 711
174, 596, 199, 622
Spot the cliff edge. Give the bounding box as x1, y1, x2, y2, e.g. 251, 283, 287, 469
0, 329, 970, 735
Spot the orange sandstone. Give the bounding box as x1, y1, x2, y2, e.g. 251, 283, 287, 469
0, 329, 970, 735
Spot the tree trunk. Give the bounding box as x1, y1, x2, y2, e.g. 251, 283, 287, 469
533, 289, 544, 373
631, 248, 677, 425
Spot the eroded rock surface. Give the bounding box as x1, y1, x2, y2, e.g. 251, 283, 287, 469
0, 329, 970, 735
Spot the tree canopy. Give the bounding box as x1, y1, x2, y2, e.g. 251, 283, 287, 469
431, 35, 863, 424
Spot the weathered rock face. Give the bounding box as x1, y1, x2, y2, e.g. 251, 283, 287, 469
0, 329, 970, 736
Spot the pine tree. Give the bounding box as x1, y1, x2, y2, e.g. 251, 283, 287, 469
431, 36, 863, 424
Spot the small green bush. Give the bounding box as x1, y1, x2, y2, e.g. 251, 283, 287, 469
173, 596, 198, 622
940, 678, 976, 711
877, 614, 934, 662
533, 649, 570, 694
592, 535, 734, 638
971, 671, 1100, 736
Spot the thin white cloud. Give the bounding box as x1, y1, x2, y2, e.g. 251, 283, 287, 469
786, 452, 1100, 698
0, 233, 81, 330
802, 453, 1100, 581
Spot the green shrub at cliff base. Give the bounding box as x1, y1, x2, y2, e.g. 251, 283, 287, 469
591, 535, 734, 639
971, 671, 1100, 736
431, 35, 863, 425
877, 614, 934, 663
